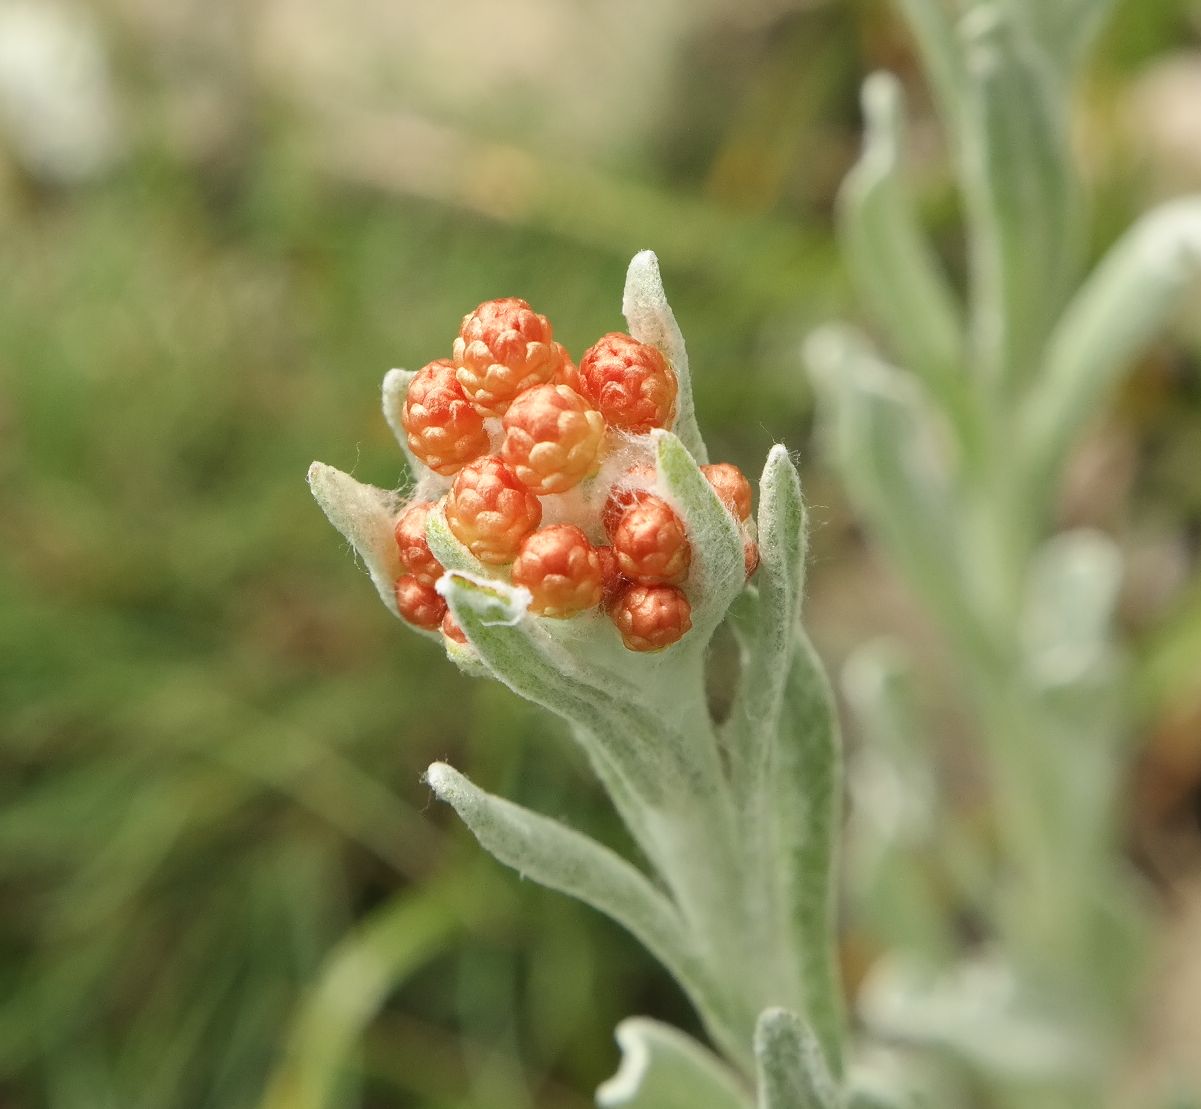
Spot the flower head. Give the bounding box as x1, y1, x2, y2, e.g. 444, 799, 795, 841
501, 383, 606, 495
444, 456, 543, 565
611, 494, 691, 585
394, 500, 444, 586
453, 297, 564, 416
609, 583, 692, 652
394, 574, 446, 630
578, 332, 677, 433
702, 462, 753, 522
401, 359, 490, 475
511, 524, 604, 617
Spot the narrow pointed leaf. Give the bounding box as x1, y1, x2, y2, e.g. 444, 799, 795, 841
777, 636, 844, 1076
652, 429, 743, 639
957, 7, 1081, 385
754, 1008, 839, 1109
380, 368, 420, 478
806, 327, 982, 657
426, 763, 746, 1063
623, 251, 707, 463
597, 1018, 751, 1109
307, 462, 404, 617
1022, 198, 1201, 496
840, 72, 965, 412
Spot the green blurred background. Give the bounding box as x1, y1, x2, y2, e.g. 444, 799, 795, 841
2, 1, 1201, 1106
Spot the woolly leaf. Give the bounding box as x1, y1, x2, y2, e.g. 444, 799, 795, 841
425, 763, 746, 1063
652, 429, 744, 641
596, 1018, 751, 1109
623, 251, 707, 464
754, 1008, 839, 1109
840, 73, 965, 415
307, 462, 405, 619
1021, 198, 1201, 496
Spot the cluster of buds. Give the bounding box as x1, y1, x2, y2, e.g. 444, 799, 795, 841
388, 297, 758, 652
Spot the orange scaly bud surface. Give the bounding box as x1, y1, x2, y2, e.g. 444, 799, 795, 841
501, 384, 606, 495
612, 495, 691, 585
511, 525, 604, 617
394, 575, 446, 630
577, 332, 677, 433
701, 462, 753, 521
441, 610, 468, 645
393, 500, 444, 586
401, 359, 490, 475
609, 583, 692, 652
443, 456, 543, 565
453, 297, 564, 416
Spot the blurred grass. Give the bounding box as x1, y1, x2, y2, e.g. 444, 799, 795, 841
1, 1, 1200, 1106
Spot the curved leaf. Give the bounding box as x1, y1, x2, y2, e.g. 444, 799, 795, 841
597, 1018, 751, 1109
754, 1008, 839, 1109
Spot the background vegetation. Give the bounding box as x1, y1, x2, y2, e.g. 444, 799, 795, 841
2, 0, 1200, 1105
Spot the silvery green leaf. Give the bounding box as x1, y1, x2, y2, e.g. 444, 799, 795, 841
997, 0, 1118, 69
307, 461, 406, 620
725, 446, 806, 786
652, 429, 744, 641
1022, 530, 1122, 690
597, 1018, 751, 1109
623, 251, 708, 464
839, 73, 965, 418
380, 368, 420, 478
843, 642, 957, 957
1021, 198, 1201, 497
754, 1008, 839, 1109
805, 327, 979, 656
435, 571, 740, 933
424, 500, 487, 577
858, 954, 1099, 1082
889, 0, 963, 124
777, 634, 845, 1078
436, 573, 661, 793
957, 6, 1080, 386
425, 762, 747, 1066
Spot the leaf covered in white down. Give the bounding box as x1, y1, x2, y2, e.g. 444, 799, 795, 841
308, 461, 404, 616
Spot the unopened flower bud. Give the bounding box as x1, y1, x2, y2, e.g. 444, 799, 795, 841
744, 537, 760, 578
600, 463, 657, 539
612, 495, 691, 585
501, 383, 606, 494
610, 583, 692, 652
394, 500, 444, 586
394, 574, 446, 630
701, 462, 753, 521
453, 297, 564, 416
441, 610, 468, 644
511, 525, 604, 617
577, 332, 677, 433
443, 456, 543, 564
401, 359, 490, 475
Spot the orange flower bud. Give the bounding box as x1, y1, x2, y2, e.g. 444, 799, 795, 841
612, 494, 691, 585
596, 545, 626, 609
393, 500, 444, 586
501, 383, 606, 494
577, 332, 677, 433
443, 456, 542, 564
600, 463, 657, 540
511, 525, 604, 617
610, 583, 692, 652
394, 574, 446, 630
401, 359, 490, 475
441, 609, 468, 645
453, 297, 564, 416
744, 537, 760, 578
701, 462, 753, 521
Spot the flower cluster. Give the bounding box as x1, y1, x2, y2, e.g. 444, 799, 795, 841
390, 297, 758, 652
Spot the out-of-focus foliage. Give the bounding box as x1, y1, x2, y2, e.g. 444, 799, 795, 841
0, 1, 1200, 1107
